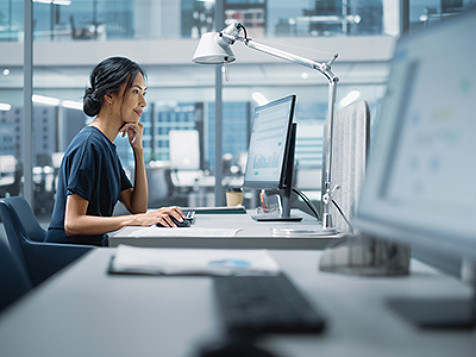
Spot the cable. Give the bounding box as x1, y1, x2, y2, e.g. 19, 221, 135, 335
292, 186, 354, 232
237, 23, 248, 39
331, 199, 354, 234
292, 187, 320, 221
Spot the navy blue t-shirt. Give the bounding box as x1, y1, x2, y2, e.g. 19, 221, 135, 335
46, 126, 132, 246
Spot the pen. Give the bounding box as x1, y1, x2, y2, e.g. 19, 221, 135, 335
260, 191, 267, 211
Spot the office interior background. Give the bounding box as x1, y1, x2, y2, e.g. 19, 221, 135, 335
0, 0, 471, 224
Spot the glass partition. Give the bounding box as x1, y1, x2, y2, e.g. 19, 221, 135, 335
1, 1, 472, 43
1, 0, 471, 219
8, 0, 462, 42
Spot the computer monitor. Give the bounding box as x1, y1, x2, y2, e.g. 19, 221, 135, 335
169, 130, 200, 170
353, 8, 476, 328
243, 94, 301, 221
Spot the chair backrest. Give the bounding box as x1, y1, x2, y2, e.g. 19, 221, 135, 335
1, 196, 46, 242
0, 196, 92, 287
0, 199, 26, 266
0, 238, 32, 313
0, 196, 46, 272
324, 100, 370, 232
146, 165, 175, 207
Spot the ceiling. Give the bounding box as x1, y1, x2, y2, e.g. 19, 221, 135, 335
0, 36, 393, 106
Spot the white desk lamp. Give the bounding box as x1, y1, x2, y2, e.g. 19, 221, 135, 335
192, 22, 339, 230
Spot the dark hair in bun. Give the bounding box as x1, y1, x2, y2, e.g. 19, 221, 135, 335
83, 57, 146, 117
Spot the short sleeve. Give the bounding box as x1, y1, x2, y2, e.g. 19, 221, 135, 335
120, 164, 133, 192
65, 143, 97, 201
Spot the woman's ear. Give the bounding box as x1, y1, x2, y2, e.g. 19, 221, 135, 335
103, 92, 115, 105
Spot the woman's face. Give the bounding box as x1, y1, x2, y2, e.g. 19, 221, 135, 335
119, 72, 147, 124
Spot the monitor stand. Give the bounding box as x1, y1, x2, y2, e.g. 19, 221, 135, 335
251, 187, 303, 222
387, 282, 476, 329
252, 123, 302, 223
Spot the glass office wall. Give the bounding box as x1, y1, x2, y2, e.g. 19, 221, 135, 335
32, 0, 133, 41
1, 0, 472, 42
0, 1, 23, 211
409, 0, 467, 32
267, 0, 384, 37
0, 0, 471, 218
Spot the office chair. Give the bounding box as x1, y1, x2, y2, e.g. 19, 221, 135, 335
0, 196, 93, 286
0, 238, 32, 313
147, 165, 181, 208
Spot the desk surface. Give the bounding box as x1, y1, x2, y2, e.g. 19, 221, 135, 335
0, 248, 474, 357
109, 209, 344, 249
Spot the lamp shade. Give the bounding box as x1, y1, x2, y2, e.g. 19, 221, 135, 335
192, 32, 236, 64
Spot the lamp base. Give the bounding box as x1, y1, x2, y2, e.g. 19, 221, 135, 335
319, 233, 411, 277
251, 215, 302, 222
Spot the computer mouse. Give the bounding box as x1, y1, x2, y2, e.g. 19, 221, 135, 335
156, 216, 191, 228
197, 340, 277, 357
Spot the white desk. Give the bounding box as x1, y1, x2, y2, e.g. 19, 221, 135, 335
0, 249, 474, 357
109, 209, 345, 249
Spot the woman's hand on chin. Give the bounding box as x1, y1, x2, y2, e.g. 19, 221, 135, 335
120, 122, 144, 149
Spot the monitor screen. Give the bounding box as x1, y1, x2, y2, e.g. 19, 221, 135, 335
243, 95, 296, 189
169, 130, 200, 170
354, 9, 476, 261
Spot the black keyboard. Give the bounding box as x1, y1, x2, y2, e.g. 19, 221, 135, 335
213, 273, 326, 335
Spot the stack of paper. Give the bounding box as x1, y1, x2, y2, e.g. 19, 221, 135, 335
109, 245, 281, 276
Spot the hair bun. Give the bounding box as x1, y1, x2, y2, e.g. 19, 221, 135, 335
83, 87, 101, 116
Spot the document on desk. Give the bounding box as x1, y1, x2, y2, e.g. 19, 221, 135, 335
116, 226, 240, 238
109, 245, 281, 276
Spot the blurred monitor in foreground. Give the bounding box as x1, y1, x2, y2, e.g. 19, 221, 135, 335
353, 8, 476, 329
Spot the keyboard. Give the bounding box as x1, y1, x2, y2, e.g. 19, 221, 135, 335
213, 273, 326, 335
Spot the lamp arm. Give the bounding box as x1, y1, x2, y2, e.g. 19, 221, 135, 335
221, 23, 340, 230
221, 22, 338, 83
241, 39, 339, 229
239, 36, 339, 230
239, 37, 338, 83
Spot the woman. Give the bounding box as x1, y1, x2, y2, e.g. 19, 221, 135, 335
46, 56, 184, 246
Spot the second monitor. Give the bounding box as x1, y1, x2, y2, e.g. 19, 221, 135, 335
243, 94, 301, 221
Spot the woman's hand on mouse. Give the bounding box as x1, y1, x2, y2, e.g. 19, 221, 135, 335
150, 206, 185, 227
127, 206, 185, 228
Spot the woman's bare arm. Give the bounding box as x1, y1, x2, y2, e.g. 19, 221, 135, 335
119, 122, 148, 213
63, 194, 185, 236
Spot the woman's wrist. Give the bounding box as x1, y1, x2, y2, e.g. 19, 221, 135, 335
133, 147, 145, 161
122, 213, 138, 227
133, 146, 144, 154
